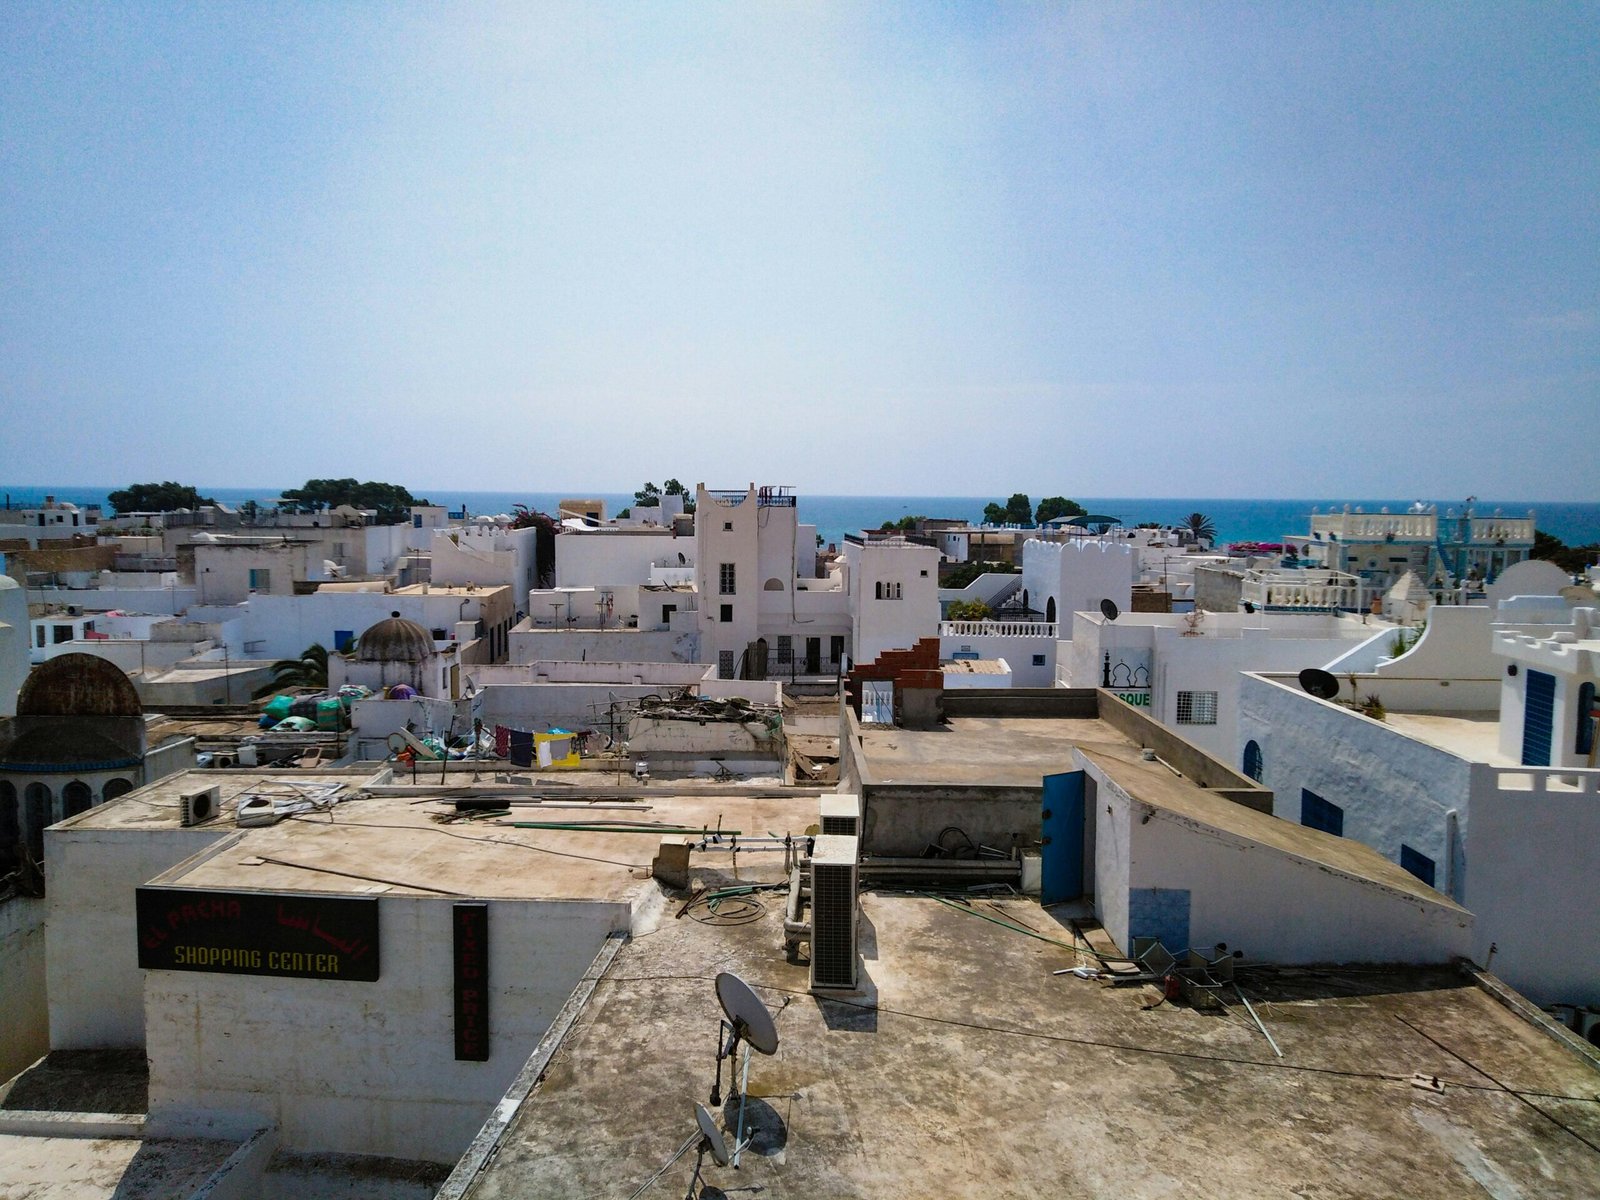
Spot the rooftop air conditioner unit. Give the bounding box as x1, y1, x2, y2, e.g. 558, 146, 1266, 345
809, 834, 860, 992
1577, 1010, 1600, 1049
819, 793, 861, 838
180, 785, 221, 827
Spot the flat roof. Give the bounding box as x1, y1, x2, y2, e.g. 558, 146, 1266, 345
855, 714, 1141, 788
1383, 711, 1514, 766
73, 771, 819, 903
459, 891, 1600, 1199
941, 659, 1009, 674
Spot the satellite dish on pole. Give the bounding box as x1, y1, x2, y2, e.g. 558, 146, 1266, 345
708, 972, 778, 1170
1099, 599, 1121, 622
1298, 668, 1340, 700
695, 1102, 731, 1168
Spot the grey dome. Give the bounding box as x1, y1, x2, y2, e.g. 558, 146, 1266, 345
356, 613, 433, 662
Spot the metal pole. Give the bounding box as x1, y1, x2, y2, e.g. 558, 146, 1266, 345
733, 1042, 752, 1167
1234, 984, 1282, 1058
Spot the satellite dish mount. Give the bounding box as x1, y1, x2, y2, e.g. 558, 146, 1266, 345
708, 972, 779, 1169
1100, 598, 1121, 622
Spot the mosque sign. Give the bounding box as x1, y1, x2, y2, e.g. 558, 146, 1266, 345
1101, 647, 1152, 707
136, 887, 380, 981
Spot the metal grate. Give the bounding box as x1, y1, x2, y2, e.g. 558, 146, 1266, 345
1175, 690, 1218, 725
810, 849, 859, 991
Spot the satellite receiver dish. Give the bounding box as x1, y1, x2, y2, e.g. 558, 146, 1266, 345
1100, 598, 1121, 622
708, 972, 778, 1169
695, 1102, 730, 1168
715, 972, 779, 1056
1298, 668, 1340, 700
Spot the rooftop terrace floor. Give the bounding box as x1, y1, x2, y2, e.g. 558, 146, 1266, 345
463, 889, 1600, 1200
856, 715, 1130, 787
1382, 710, 1517, 766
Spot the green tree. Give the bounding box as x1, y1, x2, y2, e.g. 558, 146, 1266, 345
662, 479, 695, 513
877, 515, 924, 533
107, 481, 215, 514
1183, 512, 1218, 546
253, 643, 330, 698
1004, 493, 1033, 525
1035, 496, 1086, 525
279, 479, 424, 525
982, 502, 1007, 525
946, 599, 991, 621
509, 505, 557, 588
943, 560, 1018, 589
634, 482, 662, 508
1533, 529, 1599, 577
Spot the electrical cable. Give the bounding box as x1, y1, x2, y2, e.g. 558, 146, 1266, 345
593, 972, 1600, 1105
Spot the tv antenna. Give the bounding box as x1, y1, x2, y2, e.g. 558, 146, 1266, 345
1099, 598, 1121, 622
708, 971, 779, 1168
1298, 667, 1340, 700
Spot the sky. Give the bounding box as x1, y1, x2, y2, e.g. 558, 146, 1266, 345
1, 3, 1596, 499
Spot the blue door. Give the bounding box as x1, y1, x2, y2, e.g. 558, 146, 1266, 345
1041, 771, 1085, 904
1522, 669, 1555, 766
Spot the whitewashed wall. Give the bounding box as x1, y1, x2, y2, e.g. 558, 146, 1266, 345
45, 823, 230, 1048
0, 897, 48, 1079
556, 531, 687, 588
0, 576, 29, 716
144, 897, 629, 1160
1020, 539, 1133, 640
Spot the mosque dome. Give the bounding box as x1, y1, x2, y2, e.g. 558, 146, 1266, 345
17, 653, 141, 717
355, 613, 434, 662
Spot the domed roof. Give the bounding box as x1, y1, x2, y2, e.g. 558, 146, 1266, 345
18, 653, 142, 717
356, 612, 434, 662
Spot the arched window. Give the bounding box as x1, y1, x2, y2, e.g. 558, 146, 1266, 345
763, 578, 785, 591
1578, 682, 1597, 757
63, 780, 93, 817
1046, 597, 1057, 624
103, 778, 134, 802
1022, 589, 1030, 613
0, 781, 18, 865
23, 783, 51, 865
1243, 740, 1263, 782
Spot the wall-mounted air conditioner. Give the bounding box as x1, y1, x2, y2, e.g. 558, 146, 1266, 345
819, 793, 861, 838
809, 834, 860, 992
180, 785, 221, 827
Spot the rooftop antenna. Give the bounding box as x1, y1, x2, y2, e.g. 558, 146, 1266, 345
1099, 598, 1120, 622
1298, 667, 1340, 701
709, 971, 778, 1168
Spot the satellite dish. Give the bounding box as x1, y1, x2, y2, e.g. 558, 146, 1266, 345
1298, 668, 1340, 700
695, 1102, 731, 1168
1099, 598, 1121, 622
716, 972, 779, 1056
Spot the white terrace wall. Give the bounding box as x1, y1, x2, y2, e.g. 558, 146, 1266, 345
1091, 761, 1472, 965
939, 622, 1056, 687
1238, 675, 1472, 895
45, 822, 231, 1048
1466, 766, 1600, 1005
555, 531, 688, 588
508, 626, 700, 666
144, 896, 629, 1161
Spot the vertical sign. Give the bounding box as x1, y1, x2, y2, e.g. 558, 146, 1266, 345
453, 902, 490, 1061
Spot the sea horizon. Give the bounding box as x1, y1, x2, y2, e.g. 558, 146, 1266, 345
3, 484, 1597, 553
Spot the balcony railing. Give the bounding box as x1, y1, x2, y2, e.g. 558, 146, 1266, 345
941, 620, 1059, 638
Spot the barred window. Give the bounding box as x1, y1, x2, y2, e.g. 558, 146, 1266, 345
1176, 690, 1218, 725
719, 563, 736, 595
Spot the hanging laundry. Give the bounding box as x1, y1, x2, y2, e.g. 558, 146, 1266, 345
508, 729, 534, 767
494, 725, 510, 757
536, 740, 554, 768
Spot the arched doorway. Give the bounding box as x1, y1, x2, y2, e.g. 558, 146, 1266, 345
1046, 597, 1057, 624
103, 778, 134, 802
1021, 589, 1030, 613
1243, 740, 1263, 782
63, 780, 93, 817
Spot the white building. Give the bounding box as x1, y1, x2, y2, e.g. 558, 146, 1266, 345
1238, 598, 1600, 1006
1063, 608, 1394, 759
0, 575, 29, 717
1018, 538, 1135, 638
0, 498, 96, 548
429, 523, 538, 603
840, 535, 941, 669
1289, 502, 1536, 589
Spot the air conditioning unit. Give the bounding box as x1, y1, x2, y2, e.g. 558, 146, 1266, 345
1544, 1004, 1581, 1032
180, 785, 221, 827
809, 834, 860, 992
1577, 1010, 1600, 1048
819, 793, 861, 838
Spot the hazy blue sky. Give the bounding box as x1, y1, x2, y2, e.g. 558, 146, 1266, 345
2, 3, 1595, 498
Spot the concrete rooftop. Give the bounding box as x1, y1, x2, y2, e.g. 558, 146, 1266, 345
459, 889, 1600, 1199
1382, 710, 1513, 766
74, 770, 820, 902
857, 714, 1132, 787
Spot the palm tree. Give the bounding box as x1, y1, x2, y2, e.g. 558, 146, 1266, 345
253, 643, 330, 698
1183, 512, 1217, 547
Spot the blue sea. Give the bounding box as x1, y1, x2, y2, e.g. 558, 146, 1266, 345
4, 485, 1598, 552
